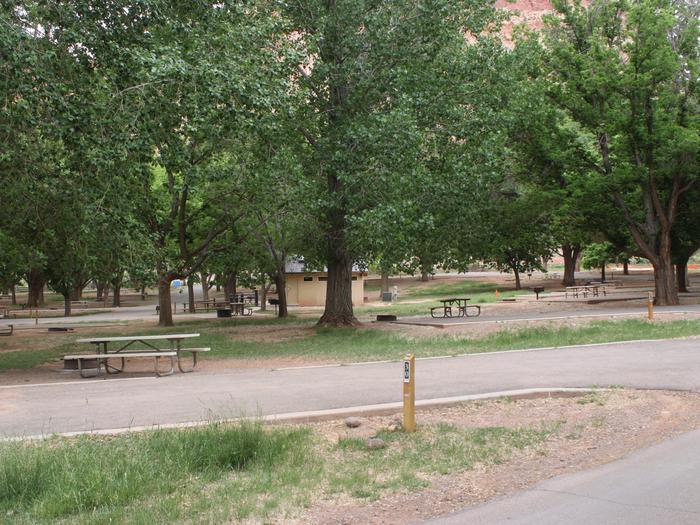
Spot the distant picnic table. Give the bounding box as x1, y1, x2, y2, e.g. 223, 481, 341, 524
565, 284, 608, 299
431, 298, 481, 319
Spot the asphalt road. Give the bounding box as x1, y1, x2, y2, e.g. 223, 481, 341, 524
424, 427, 700, 525
2, 337, 700, 438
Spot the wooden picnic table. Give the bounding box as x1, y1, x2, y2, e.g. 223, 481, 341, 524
565, 285, 607, 299
431, 298, 481, 318
67, 333, 209, 377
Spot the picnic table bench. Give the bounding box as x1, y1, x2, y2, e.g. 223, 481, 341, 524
64, 333, 209, 378
430, 298, 481, 318
70, 300, 89, 308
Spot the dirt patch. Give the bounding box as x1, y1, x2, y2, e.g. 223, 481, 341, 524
280, 389, 700, 525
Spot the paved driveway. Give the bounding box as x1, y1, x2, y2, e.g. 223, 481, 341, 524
2, 337, 700, 438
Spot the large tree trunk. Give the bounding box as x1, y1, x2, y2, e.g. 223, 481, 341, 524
600, 264, 606, 282
319, 254, 357, 326
380, 272, 390, 297
95, 281, 106, 302
274, 271, 289, 318
223, 272, 237, 302
157, 277, 174, 327
70, 283, 84, 302
62, 292, 71, 317
561, 244, 581, 287
676, 258, 689, 294
111, 271, 123, 307
652, 252, 678, 306
623, 260, 629, 275
187, 278, 195, 313
200, 272, 210, 302
11, 284, 16, 305
26, 269, 44, 307
512, 265, 521, 290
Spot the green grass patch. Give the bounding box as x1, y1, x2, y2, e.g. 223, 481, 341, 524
399, 280, 510, 298
1, 318, 700, 372
1, 421, 315, 524
1, 417, 557, 524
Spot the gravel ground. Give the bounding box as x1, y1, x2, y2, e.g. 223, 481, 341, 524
277, 390, 700, 525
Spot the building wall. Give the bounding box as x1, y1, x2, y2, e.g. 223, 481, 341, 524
286, 273, 365, 307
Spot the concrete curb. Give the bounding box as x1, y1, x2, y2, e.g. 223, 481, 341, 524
3, 387, 600, 442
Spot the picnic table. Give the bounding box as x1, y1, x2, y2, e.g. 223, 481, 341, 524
430, 298, 481, 318
64, 333, 209, 378
565, 285, 607, 299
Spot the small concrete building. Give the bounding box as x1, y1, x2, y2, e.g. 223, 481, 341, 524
285, 259, 366, 307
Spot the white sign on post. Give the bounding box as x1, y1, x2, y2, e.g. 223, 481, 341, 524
403, 359, 411, 383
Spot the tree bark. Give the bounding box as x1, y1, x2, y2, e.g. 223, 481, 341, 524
200, 272, 210, 302
95, 281, 105, 302
26, 269, 44, 307
112, 282, 121, 307
70, 283, 84, 302
223, 272, 237, 302
274, 271, 288, 318
676, 258, 689, 293
319, 254, 357, 326
601, 264, 606, 282
561, 244, 581, 287
652, 253, 678, 305
187, 278, 195, 313
11, 284, 16, 305
623, 261, 629, 275
62, 292, 71, 317
380, 272, 390, 297
157, 277, 174, 327
420, 270, 430, 282
512, 265, 521, 290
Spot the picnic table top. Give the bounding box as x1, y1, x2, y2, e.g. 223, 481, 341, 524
439, 297, 471, 304
76, 334, 200, 343
566, 284, 603, 290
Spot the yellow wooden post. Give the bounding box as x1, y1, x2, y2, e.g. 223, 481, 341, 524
403, 353, 416, 432
647, 291, 654, 321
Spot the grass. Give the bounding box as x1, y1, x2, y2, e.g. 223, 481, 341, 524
0, 417, 556, 524
1, 318, 700, 372
399, 280, 510, 298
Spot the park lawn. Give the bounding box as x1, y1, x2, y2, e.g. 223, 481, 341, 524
0, 419, 556, 524
2, 318, 700, 372
399, 280, 514, 298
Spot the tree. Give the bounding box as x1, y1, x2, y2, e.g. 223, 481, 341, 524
284, 0, 505, 326
543, 0, 699, 304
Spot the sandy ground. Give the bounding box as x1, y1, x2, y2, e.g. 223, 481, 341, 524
277, 390, 700, 525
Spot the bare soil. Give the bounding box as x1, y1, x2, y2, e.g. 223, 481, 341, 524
279, 389, 700, 525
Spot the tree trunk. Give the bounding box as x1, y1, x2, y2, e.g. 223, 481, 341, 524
224, 272, 237, 302
380, 272, 390, 297
187, 278, 195, 313
652, 252, 678, 306
103, 285, 110, 303
140, 285, 146, 300
676, 258, 689, 294
70, 283, 83, 302
112, 282, 121, 307
26, 269, 44, 307
157, 277, 174, 327
623, 261, 629, 275
420, 270, 430, 282
11, 284, 16, 305
63, 292, 71, 317
200, 272, 210, 302
561, 244, 581, 287
512, 265, 521, 290
601, 264, 606, 282
274, 271, 289, 318
319, 254, 357, 326
95, 281, 105, 302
